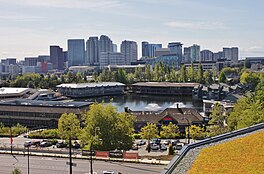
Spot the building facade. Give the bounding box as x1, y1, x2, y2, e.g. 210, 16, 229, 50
99, 52, 125, 67
200, 50, 214, 62
50, 45, 64, 70
141, 41, 162, 57
168, 42, 183, 61
86, 36, 99, 65
121, 40, 138, 65
0, 99, 92, 128
57, 82, 125, 98
67, 39, 85, 67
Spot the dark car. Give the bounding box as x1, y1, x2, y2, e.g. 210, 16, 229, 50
152, 138, 161, 145
56, 142, 67, 148
131, 144, 138, 150
40, 141, 52, 147
72, 142, 80, 149
24, 141, 32, 147
171, 139, 180, 146
175, 144, 183, 150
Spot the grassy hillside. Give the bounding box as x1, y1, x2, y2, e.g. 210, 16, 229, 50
188, 130, 264, 174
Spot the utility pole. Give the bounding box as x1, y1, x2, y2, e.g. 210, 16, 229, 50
69, 136, 72, 174
27, 146, 30, 174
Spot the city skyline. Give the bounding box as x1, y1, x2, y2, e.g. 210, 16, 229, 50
1, 0, 264, 60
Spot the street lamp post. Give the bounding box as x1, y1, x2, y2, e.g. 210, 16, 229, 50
90, 127, 100, 174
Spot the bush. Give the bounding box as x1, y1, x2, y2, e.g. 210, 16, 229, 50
12, 168, 22, 174
0, 123, 27, 137
168, 144, 174, 155
29, 129, 60, 139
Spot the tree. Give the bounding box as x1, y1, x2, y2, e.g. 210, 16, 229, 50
58, 113, 80, 174
116, 68, 128, 84
204, 70, 213, 85
145, 64, 152, 81
197, 63, 204, 83
180, 65, 187, 82
219, 71, 227, 83
58, 113, 80, 140
80, 103, 135, 151
160, 122, 180, 139
209, 102, 225, 128
12, 168, 22, 174
188, 125, 206, 140
140, 122, 159, 152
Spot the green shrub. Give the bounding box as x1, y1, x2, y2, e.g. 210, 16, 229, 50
29, 129, 60, 139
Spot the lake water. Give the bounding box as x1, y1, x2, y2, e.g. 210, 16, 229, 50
78, 94, 203, 113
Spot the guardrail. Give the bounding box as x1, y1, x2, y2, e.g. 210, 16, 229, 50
161, 122, 264, 174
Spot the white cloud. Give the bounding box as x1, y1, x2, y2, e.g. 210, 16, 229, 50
0, 0, 122, 9
165, 21, 228, 30
0, 15, 44, 22
245, 46, 263, 52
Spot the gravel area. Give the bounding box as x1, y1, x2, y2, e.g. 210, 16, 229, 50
172, 129, 264, 174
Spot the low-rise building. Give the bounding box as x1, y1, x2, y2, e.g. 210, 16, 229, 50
126, 107, 206, 133
57, 82, 125, 98
0, 99, 92, 128
0, 87, 35, 99
130, 82, 198, 96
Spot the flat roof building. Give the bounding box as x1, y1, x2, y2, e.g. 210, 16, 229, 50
57, 82, 125, 98
0, 99, 92, 128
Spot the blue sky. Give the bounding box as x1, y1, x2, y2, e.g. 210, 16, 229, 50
0, 0, 264, 60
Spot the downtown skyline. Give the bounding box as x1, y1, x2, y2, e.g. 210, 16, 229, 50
0, 0, 264, 60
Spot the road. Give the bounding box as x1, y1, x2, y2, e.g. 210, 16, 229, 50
0, 154, 164, 174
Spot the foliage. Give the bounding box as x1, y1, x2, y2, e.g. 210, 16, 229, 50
0, 123, 27, 137
240, 71, 261, 90
203, 70, 213, 85
180, 65, 187, 82
188, 131, 264, 174
188, 125, 206, 140
196, 63, 204, 83
12, 168, 22, 174
160, 122, 180, 139
219, 71, 227, 83
58, 113, 81, 140
133, 133, 141, 139
28, 129, 59, 139
168, 144, 174, 155
209, 102, 225, 128
140, 122, 159, 140
80, 103, 135, 151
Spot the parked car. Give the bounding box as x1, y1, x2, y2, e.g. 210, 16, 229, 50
152, 138, 161, 145
151, 144, 159, 151
56, 142, 67, 148
171, 139, 179, 146
175, 144, 183, 150
72, 141, 80, 149
24, 141, 32, 147
131, 144, 138, 150
40, 141, 52, 147
136, 140, 146, 146
161, 140, 170, 145
31, 140, 41, 146
160, 144, 167, 151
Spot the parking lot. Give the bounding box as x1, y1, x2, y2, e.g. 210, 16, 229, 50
0, 136, 189, 157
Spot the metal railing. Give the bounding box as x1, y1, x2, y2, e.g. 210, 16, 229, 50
161, 122, 264, 174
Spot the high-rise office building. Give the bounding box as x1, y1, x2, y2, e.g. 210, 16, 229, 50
200, 50, 214, 62
99, 52, 125, 67
223, 47, 238, 63
99, 35, 113, 53
183, 44, 200, 63
141, 42, 162, 57
67, 39, 85, 67
121, 40, 138, 65
190, 44, 200, 62
86, 36, 99, 65
168, 42, 183, 61
24, 57, 38, 66
50, 45, 64, 70
213, 51, 223, 61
